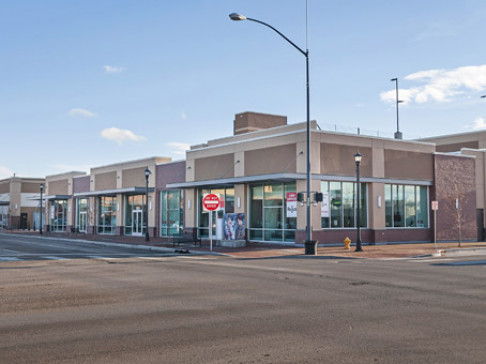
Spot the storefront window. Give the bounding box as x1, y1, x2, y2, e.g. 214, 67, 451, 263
385, 184, 428, 228
393, 185, 404, 227
249, 182, 296, 242
160, 190, 184, 237
76, 198, 88, 233
321, 181, 367, 229
98, 196, 116, 234
49, 199, 67, 232
385, 184, 392, 227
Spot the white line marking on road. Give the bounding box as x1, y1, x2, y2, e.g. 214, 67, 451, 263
0, 257, 21, 261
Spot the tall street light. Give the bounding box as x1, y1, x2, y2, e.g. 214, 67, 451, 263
354, 153, 363, 252
39, 183, 44, 235
390, 78, 403, 140
144, 168, 151, 242
229, 13, 314, 248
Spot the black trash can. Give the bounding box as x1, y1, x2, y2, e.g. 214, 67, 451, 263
304, 240, 318, 255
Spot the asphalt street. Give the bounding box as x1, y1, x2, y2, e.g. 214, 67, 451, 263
1, 236, 485, 363
0, 233, 176, 261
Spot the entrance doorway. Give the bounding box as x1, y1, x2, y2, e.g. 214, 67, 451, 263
79, 211, 88, 233
132, 209, 144, 236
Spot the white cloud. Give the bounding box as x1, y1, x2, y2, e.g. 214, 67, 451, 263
100, 127, 146, 144
104, 65, 126, 74
0, 166, 13, 179
381, 65, 486, 104
473, 117, 486, 130
68, 108, 98, 118
167, 142, 190, 156
181, 112, 187, 120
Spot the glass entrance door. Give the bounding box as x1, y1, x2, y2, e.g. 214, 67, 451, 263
132, 209, 144, 236
79, 211, 87, 233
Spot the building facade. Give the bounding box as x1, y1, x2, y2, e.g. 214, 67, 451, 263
28, 112, 485, 245
168, 112, 478, 244
0, 176, 45, 230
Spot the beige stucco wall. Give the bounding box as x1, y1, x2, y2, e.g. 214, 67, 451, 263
195, 153, 234, 181
421, 131, 486, 152
122, 167, 148, 188
94, 171, 117, 191
384, 150, 433, 180
245, 144, 297, 176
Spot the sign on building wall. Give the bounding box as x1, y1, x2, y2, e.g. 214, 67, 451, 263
321, 192, 330, 218
286, 192, 297, 218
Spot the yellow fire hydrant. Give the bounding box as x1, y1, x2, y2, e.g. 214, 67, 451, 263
344, 237, 351, 250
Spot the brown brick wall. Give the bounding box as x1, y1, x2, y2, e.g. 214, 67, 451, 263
433, 154, 477, 242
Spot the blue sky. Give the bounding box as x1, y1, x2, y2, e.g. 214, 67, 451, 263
1, 0, 486, 179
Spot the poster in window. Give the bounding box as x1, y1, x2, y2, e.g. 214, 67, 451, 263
286, 192, 297, 218
321, 192, 330, 218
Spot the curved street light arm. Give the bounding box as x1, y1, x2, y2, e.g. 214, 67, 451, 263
245, 17, 308, 57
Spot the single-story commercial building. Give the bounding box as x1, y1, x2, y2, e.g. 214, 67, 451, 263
38, 112, 484, 245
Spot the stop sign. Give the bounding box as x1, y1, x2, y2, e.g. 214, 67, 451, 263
202, 194, 220, 211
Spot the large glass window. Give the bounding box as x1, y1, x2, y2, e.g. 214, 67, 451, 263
160, 190, 184, 237
76, 198, 88, 233
198, 186, 234, 238
98, 196, 116, 234
249, 182, 296, 242
49, 199, 67, 232
385, 184, 428, 228
321, 182, 367, 229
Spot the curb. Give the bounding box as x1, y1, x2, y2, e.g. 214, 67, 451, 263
440, 247, 486, 257
0, 232, 224, 256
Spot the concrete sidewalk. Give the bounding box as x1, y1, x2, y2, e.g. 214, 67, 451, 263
207, 241, 486, 259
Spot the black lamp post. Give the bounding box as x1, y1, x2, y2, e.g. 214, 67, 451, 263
39, 183, 44, 235
390, 78, 404, 140
354, 153, 363, 252
229, 12, 313, 248
144, 168, 151, 242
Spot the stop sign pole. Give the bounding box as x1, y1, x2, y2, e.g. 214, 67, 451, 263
202, 194, 220, 251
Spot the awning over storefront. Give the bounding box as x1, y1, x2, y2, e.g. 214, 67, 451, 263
166, 173, 305, 189
73, 187, 155, 198
45, 195, 72, 200
166, 173, 433, 189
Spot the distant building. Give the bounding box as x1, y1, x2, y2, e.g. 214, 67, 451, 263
0, 176, 45, 230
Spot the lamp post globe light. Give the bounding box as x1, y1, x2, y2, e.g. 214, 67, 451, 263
229, 13, 314, 251
39, 183, 44, 235
144, 168, 151, 242
353, 153, 363, 252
